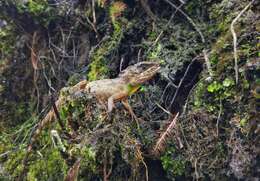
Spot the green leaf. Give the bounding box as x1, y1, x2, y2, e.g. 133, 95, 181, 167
139, 85, 146, 92
60, 106, 68, 120
240, 118, 247, 127
207, 81, 221, 93
223, 78, 234, 87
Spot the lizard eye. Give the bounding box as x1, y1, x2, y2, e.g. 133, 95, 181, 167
138, 64, 151, 72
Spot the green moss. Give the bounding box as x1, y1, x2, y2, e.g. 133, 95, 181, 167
87, 23, 122, 81
87, 55, 109, 81
67, 73, 84, 86
193, 76, 236, 113
27, 149, 68, 181
161, 147, 186, 177
109, 1, 126, 26
4, 149, 25, 177
80, 146, 97, 173
148, 43, 163, 59
27, 0, 49, 15
88, 19, 132, 81
0, 24, 15, 57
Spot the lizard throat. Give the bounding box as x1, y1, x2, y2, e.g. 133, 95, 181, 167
127, 84, 142, 95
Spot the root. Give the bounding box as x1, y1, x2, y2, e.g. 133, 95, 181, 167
230, 0, 255, 84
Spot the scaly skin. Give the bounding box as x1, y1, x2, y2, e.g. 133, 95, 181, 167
19, 61, 160, 180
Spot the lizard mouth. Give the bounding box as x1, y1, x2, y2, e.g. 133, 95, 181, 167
136, 61, 160, 72
134, 62, 160, 84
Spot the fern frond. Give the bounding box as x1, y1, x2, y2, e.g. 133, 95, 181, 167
153, 112, 179, 156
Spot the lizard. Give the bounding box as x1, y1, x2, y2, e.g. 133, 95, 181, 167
19, 61, 160, 180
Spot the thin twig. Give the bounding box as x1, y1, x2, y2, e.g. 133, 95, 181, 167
146, 4, 182, 55
216, 100, 222, 137
137, 49, 142, 62
152, 4, 183, 46
155, 102, 172, 116
50, 130, 66, 152
103, 151, 112, 181
140, 0, 156, 21
137, 148, 149, 181
182, 77, 204, 115
84, 16, 99, 37
0, 150, 12, 158
119, 56, 124, 72
230, 0, 255, 84
194, 158, 199, 181
169, 56, 198, 109
92, 0, 97, 25
51, 94, 65, 130
163, 0, 205, 43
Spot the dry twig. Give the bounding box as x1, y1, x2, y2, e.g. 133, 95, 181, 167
230, 0, 255, 84
136, 147, 149, 181
30, 31, 41, 112
216, 100, 222, 137
64, 158, 82, 181
140, 0, 156, 21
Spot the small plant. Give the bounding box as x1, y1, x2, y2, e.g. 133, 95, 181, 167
27, 0, 48, 15
161, 147, 186, 177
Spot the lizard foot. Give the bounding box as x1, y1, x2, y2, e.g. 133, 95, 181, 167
121, 99, 141, 129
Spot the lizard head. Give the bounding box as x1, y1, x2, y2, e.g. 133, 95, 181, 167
119, 61, 160, 85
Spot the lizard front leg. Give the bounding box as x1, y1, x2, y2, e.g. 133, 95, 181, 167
107, 93, 140, 128
121, 99, 140, 128
107, 92, 127, 112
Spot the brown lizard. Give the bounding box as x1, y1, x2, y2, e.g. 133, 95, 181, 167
19, 61, 160, 180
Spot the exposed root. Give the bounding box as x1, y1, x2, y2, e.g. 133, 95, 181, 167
64, 158, 82, 181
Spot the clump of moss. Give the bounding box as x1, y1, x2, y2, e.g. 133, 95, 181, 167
27, 149, 68, 181
87, 20, 127, 81
87, 1, 130, 81
180, 1, 259, 179
161, 146, 186, 178
3, 149, 26, 179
